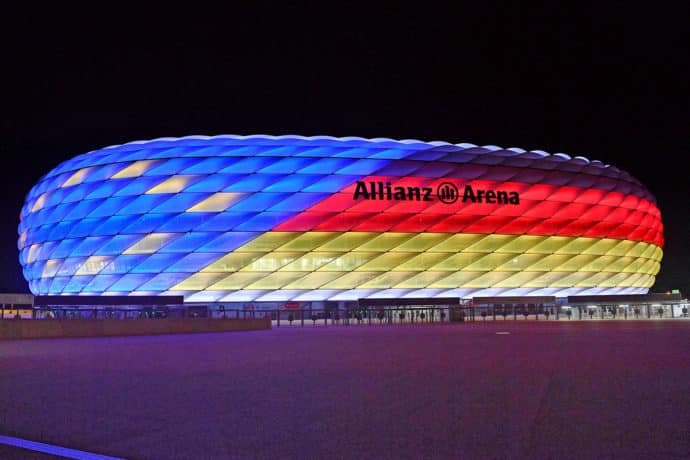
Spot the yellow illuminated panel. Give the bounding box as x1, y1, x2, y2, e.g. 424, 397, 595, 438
431, 253, 486, 271
26, 244, 40, 264
606, 240, 637, 256
279, 252, 341, 271
277, 232, 339, 251
208, 272, 268, 290
464, 253, 517, 271
283, 272, 343, 289
625, 242, 649, 258
112, 160, 158, 179
639, 259, 660, 274
395, 233, 449, 252
124, 233, 177, 254
187, 192, 245, 212
635, 274, 655, 287
523, 271, 569, 288
172, 273, 227, 291
547, 271, 594, 287
642, 243, 662, 260
429, 271, 484, 288
240, 252, 302, 271
61, 168, 93, 188
146, 175, 198, 194
429, 233, 486, 252
464, 271, 513, 288
620, 258, 645, 273
316, 232, 376, 251
318, 252, 379, 271
395, 271, 448, 288
356, 252, 417, 271
355, 233, 415, 252
493, 254, 548, 272
18, 231, 27, 249
528, 236, 573, 254
322, 272, 379, 289
360, 271, 416, 288
551, 254, 599, 271
395, 252, 453, 271
600, 272, 634, 287
245, 272, 307, 289
528, 254, 576, 272
604, 256, 636, 273
581, 256, 618, 271
238, 233, 300, 252
31, 194, 47, 212
202, 252, 265, 272
465, 234, 517, 253
494, 271, 544, 288
558, 237, 598, 254
582, 239, 619, 255
41, 259, 61, 278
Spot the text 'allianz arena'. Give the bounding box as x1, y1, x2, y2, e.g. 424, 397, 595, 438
18, 135, 663, 303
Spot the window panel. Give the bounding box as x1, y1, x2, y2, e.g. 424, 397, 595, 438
322, 272, 379, 289
123, 233, 179, 254
112, 160, 159, 179
276, 232, 339, 251
318, 252, 378, 271
279, 252, 341, 272
394, 253, 454, 271
172, 273, 228, 290
354, 233, 415, 252
356, 252, 417, 271
315, 232, 376, 251
208, 272, 268, 290
202, 252, 266, 272
245, 272, 307, 289
429, 233, 486, 252
236, 232, 298, 252
282, 272, 343, 289
360, 271, 416, 288
395, 233, 449, 252
240, 252, 303, 271
75, 256, 113, 275
187, 192, 245, 212
146, 175, 199, 194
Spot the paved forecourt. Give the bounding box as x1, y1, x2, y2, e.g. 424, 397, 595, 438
0, 321, 688, 459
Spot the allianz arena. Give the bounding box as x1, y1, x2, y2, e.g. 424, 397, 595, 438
18, 135, 663, 304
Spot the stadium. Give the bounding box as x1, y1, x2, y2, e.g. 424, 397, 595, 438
17, 135, 671, 316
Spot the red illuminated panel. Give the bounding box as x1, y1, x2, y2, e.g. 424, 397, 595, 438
314, 213, 374, 231
274, 212, 335, 231
463, 215, 521, 234
494, 217, 546, 235
390, 213, 447, 232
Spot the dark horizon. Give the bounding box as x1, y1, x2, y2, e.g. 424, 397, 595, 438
2, 3, 688, 295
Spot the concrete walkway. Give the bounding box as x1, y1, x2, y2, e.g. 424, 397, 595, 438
1, 321, 688, 459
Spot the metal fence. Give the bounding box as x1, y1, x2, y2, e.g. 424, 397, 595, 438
2, 303, 688, 324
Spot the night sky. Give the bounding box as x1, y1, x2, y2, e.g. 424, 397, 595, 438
2, 3, 688, 295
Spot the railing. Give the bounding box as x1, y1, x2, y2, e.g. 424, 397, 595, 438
2, 304, 688, 324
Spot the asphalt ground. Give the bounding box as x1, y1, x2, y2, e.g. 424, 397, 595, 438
1, 321, 688, 459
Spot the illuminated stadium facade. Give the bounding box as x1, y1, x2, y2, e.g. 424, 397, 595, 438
18, 135, 663, 306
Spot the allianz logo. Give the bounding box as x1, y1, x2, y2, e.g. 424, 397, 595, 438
352, 180, 520, 205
